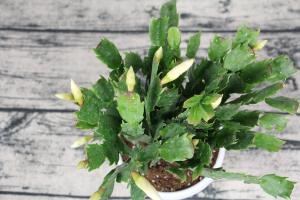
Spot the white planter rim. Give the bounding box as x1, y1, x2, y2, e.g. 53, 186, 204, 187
158, 148, 226, 200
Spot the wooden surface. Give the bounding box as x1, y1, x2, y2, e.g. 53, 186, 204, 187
0, 0, 300, 199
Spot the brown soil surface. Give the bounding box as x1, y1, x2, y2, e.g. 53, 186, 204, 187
145, 150, 219, 192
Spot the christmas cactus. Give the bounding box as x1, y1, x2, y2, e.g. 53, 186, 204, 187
56, 1, 298, 199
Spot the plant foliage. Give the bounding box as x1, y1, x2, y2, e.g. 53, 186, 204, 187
56, 1, 298, 199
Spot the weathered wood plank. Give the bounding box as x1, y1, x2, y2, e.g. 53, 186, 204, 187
0, 111, 300, 199
0, 0, 299, 31
0, 31, 299, 110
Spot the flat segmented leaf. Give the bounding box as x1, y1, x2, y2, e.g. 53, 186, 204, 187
208, 35, 231, 61
160, 0, 179, 27
186, 32, 201, 58
265, 96, 299, 114
149, 17, 169, 46
93, 38, 122, 69
159, 134, 194, 162
253, 133, 285, 152
86, 144, 106, 171
224, 44, 255, 72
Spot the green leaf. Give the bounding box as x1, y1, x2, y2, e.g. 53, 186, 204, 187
184, 94, 215, 125
145, 76, 162, 114
266, 96, 299, 114
159, 134, 194, 162
215, 104, 240, 120
224, 44, 255, 72
86, 144, 106, 171
99, 166, 126, 200
130, 180, 146, 200
117, 162, 135, 183
208, 35, 231, 61
149, 17, 169, 46
232, 82, 283, 105
92, 77, 114, 103
159, 123, 186, 139
117, 93, 144, 124
241, 56, 296, 84
76, 89, 101, 125
192, 165, 203, 181
183, 94, 203, 108
137, 143, 160, 162
121, 122, 144, 138
258, 113, 288, 132
185, 59, 209, 95
226, 131, 255, 150
186, 105, 202, 125
240, 60, 273, 84
75, 121, 97, 130
260, 174, 295, 199
197, 104, 215, 122
93, 38, 122, 69
232, 110, 260, 127
215, 126, 238, 148
157, 88, 179, 109
269, 55, 296, 82
233, 26, 259, 47
186, 32, 201, 58
167, 27, 181, 50
160, 0, 179, 27
95, 112, 121, 164
253, 133, 285, 152
124, 52, 143, 70
203, 63, 228, 93
195, 141, 212, 166
202, 169, 295, 199
202, 168, 260, 184
166, 167, 187, 182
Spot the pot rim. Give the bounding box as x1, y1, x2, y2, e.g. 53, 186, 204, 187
158, 147, 226, 200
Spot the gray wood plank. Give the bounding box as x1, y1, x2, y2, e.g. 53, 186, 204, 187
0, 111, 300, 199
0, 31, 299, 110
0, 0, 299, 31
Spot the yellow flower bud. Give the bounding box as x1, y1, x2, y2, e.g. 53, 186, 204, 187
253, 40, 268, 51
131, 171, 161, 200
161, 59, 195, 85
89, 187, 105, 200
153, 47, 163, 63
71, 79, 83, 106
71, 135, 93, 149
77, 160, 88, 169
126, 66, 136, 92
55, 93, 74, 101
211, 95, 223, 109
192, 139, 199, 147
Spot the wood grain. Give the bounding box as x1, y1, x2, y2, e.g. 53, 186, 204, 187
0, 111, 300, 199
0, 31, 299, 110
0, 0, 299, 31
1, 0, 300, 199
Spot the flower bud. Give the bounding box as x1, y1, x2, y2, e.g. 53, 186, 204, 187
77, 160, 88, 169
89, 187, 105, 200
126, 66, 136, 92
153, 47, 163, 63
131, 171, 161, 200
55, 93, 74, 101
253, 40, 267, 51
211, 95, 223, 109
192, 139, 199, 147
71, 79, 83, 106
161, 59, 194, 85
71, 135, 93, 149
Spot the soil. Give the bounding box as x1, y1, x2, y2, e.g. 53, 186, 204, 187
144, 150, 219, 192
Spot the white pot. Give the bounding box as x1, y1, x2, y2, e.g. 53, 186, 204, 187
158, 148, 226, 200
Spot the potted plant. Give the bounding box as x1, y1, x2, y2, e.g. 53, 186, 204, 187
56, 1, 298, 199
